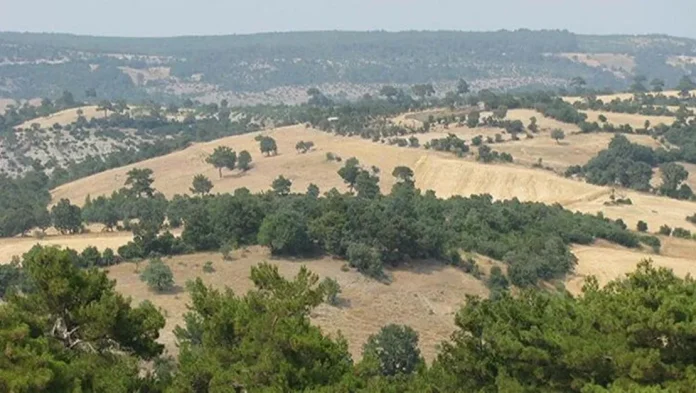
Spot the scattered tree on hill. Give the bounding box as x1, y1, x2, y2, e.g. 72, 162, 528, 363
551, 129, 566, 144
630, 75, 647, 93
412, 83, 435, 100
259, 136, 278, 156
319, 277, 341, 306
659, 162, 692, 199
190, 174, 213, 195
306, 183, 321, 198
295, 140, 315, 153
338, 157, 362, 191
493, 105, 508, 119
650, 78, 665, 92
125, 168, 156, 198
362, 324, 423, 377
466, 110, 480, 128
140, 258, 175, 292
457, 78, 470, 95
237, 150, 253, 171
527, 116, 539, 133
96, 100, 113, 118
206, 146, 237, 178
570, 76, 587, 92
51, 198, 82, 234
271, 175, 292, 196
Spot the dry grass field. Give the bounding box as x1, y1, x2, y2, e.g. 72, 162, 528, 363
582, 110, 675, 129
563, 90, 696, 104
0, 230, 134, 262
14, 105, 103, 129
566, 237, 696, 295
106, 247, 488, 361
556, 53, 635, 74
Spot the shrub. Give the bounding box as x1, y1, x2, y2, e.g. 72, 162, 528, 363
102, 248, 118, 266
220, 241, 237, 261
80, 246, 102, 267
672, 227, 692, 239
347, 243, 383, 279
687, 214, 696, 224
640, 236, 661, 253
637, 220, 648, 232
202, 261, 215, 273
659, 225, 672, 236
140, 258, 175, 292
320, 277, 341, 306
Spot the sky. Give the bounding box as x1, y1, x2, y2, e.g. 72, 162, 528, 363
0, 0, 694, 38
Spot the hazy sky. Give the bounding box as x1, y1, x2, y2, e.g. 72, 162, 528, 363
1, 0, 694, 38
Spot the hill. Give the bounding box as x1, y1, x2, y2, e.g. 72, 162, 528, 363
2, 30, 696, 103
50, 124, 696, 232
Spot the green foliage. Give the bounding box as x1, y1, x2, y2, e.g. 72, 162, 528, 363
320, 277, 341, 306
659, 163, 693, 199
659, 225, 673, 236
581, 134, 656, 192
0, 172, 51, 237
258, 210, 311, 255
338, 157, 362, 190
551, 128, 566, 143
124, 168, 155, 198
205, 146, 237, 178
362, 324, 423, 377
259, 136, 278, 156
637, 220, 648, 232
0, 246, 165, 392
202, 261, 215, 273
672, 227, 692, 239
172, 264, 352, 391
271, 175, 292, 196
435, 261, 696, 392
190, 174, 213, 195
140, 258, 175, 292
392, 166, 415, 183
237, 149, 252, 171
466, 110, 480, 128
295, 140, 315, 153
355, 170, 380, 199
50, 198, 83, 234
347, 243, 384, 279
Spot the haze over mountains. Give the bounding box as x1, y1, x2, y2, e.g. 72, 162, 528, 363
1, 30, 696, 105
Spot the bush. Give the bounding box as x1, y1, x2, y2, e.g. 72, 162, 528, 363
140, 258, 175, 292
640, 236, 661, 253
637, 220, 648, 232
320, 277, 341, 306
220, 241, 237, 261
347, 243, 383, 279
687, 214, 696, 224
202, 261, 215, 273
102, 248, 118, 266
672, 227, 692, 239
659, 225, 672, 236
80, 246, 102, 267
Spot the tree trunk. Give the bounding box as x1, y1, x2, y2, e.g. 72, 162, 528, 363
219, 168, 223, 178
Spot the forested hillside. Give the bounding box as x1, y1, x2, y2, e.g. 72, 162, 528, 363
2, 30, 696, 103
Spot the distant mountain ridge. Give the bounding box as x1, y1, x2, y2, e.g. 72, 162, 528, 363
1, 30, 695, 104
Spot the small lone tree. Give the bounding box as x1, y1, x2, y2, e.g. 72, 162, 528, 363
467, 111, 480, 128
51, 199, 83, 234
362, 324, 423, 376
320, 277, 341, 306
140, 258, 175, 292
190, 174, 213, 195
237, 150, 252, 171
206, 146, 237, 178
271, 175, 292, 196
259, 136, 278, 156
295, 141, 315, 153
551, 129, 566, 144
637, 221, 648, 232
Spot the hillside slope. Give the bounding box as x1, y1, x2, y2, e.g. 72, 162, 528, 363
51, 125, 696, 231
